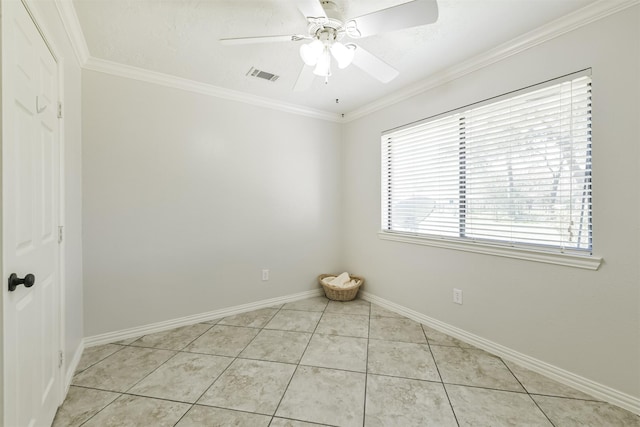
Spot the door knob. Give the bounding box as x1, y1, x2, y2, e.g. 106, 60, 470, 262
8, 273, 35, 292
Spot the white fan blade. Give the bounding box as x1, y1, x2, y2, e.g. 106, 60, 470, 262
293, 65, 316, 92
346, 0, 438, 38
220, 35, 308, 45
351, 45, 399, 83
297, 0, 327, 20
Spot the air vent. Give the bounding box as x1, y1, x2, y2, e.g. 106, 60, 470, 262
247, 67, 279, 82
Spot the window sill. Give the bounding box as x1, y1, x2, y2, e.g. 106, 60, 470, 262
378, 231, 602, 270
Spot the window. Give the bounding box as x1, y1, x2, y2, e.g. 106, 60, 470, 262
382, 71, 594, 262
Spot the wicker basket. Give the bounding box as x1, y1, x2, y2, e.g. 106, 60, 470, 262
318, 274, 364, 301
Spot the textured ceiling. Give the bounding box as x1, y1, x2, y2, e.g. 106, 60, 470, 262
72, 0, 597, 115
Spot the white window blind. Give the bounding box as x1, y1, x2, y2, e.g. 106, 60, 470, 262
382, 72, 592, 254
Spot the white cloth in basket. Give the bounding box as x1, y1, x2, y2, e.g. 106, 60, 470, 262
324, 272, 358, 289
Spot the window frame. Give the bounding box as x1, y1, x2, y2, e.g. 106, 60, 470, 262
379, 70, 602, 270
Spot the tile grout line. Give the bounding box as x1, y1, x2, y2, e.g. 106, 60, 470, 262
422, 323, 461, 427
362, 303, 372, 427
275, 362, 367, 376
169, 310, 276, 426
526, 392, 607, 404
269, 415, 339, 427
270, 297, 329, 423
75, 324, 217, 427
171, 403, 278, 425
90, 323, 218, 427
142, 310, 277, 426
171, 404, 191, 427
501, 358, 557, 427
72, 344, 128, 376
71, 384, 196, 405
120, 323, 217, 395
217, 306, 282, 329
194, 402, 277, 417
433, 379, 538, 395
77, 392, 126, 427
186, 307, 284, 411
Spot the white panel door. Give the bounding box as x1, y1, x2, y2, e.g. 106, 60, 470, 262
2, 1, 61, 426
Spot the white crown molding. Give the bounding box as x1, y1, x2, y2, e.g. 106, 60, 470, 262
53, 0, 339, 121
53, 0, 89, 66
83, 288, 323, 347
53, 0, 637, 122
344, 0, 640, 122
359, 291, 640, 416
84, 56, 342, 122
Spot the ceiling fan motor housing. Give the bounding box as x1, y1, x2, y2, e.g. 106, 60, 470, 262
308, 1, 345, 41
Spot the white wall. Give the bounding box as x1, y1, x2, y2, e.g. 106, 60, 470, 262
82, 71, 344, 336
342, 7, 640, 399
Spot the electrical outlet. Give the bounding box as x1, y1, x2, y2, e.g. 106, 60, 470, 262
453, 288, 463, 305
262, 269, 269, 281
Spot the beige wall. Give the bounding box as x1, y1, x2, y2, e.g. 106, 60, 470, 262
342, 7, 640, 398
82, 70, 344, 335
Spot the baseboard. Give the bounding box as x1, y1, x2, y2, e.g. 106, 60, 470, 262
83, 288, 323, 348
64, 341, 84, 392
359, 291, 640, 416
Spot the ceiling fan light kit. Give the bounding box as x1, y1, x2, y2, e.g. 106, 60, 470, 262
330, 42, 356, 69
299, 35, 356, 80
300, 39, 324, 66
313, 48, 332, 79
220, 0, 439, 88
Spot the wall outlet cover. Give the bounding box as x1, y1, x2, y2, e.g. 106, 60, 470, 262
453, 288, 463, 305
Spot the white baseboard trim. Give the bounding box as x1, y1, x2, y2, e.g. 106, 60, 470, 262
83, 288, 323, 348
359, 290, 640, 416
64, 341, 84, 392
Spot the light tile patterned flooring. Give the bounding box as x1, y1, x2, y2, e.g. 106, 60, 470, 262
54, 297, 639, 426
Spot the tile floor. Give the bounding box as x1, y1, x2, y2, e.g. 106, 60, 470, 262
53, 297, 639, 427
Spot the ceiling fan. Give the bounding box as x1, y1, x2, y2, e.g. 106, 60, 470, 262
220, 0, 439, 90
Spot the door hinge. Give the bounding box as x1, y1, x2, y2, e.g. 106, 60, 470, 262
58, 351, 64, 369
57, 101, 63, 119
58, 226, 64, 244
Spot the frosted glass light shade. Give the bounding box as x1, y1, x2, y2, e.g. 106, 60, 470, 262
300, 39, 324, 66
313, 48, 331, 77
330, 42, 355, 69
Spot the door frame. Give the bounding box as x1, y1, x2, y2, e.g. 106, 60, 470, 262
1, 0, 68, 417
